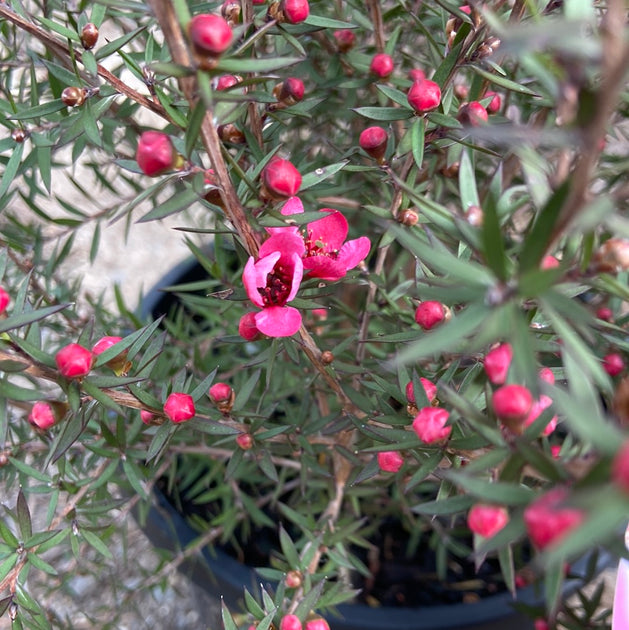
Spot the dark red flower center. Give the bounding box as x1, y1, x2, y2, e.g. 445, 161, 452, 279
259, 265, 291, 306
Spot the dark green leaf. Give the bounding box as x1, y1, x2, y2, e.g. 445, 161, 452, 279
304, 15, 356, 29
9, 100, 66, 121
217, 56, 303, 74
0, 303, 71, 334
137, 187, 200, 223
0, 141, 24, 199
444, 471, 534, 505
353, 107, 413, 121
95, 26, 146, 60
16, 489, 31, 540
300, 161, 348, 191
411, 117, 425, 169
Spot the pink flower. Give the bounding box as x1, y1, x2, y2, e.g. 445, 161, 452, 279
270, 197, 370, 281
412, 407, 451, 444
243, 232, 305, 337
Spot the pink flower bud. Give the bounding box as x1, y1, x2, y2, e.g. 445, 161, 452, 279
216, 74, 241, 90
189, 14, 233, 55
236, 433, 254, 450
603, 352, 625, 377
457, 101, 488, 126
596, 306, 613, 321
92, 336, 128, 373
484, 90, 501, 114
370, 53, 394, 79
0, 287, 9, 314
408, 68, 426, 82
414, 301, 446, 330
534, 620, 550, 630
209, 382, 235, 413
305, 620, 330, 630
377, 450, 404, 472
405, 378, 437, 404
239, 312, 263, 341
538, 367, 555, 385
407, 79, 441, 114
275, 77, 305, 105
140, 410, 156, 425
550, 444, 562, 459
136, 131, 176, 177
612, 440, 629, 493
92, 336, 123, 356
262, 158, 302, 199
55, 343, 93, 379
280, 0, 309, 24
483, 343, 513, 385
359, 126, 388, 162
285, 570, 302, 588
333, 29, 355, 53
492, 384, 533, 433
524, 394, 557, 436
412, 407, 451, 444
163, 392, 195, 423
523, 488, 584, 550
541, 255, 560, 269
280, 614, 302, 630
467, 504, 509, 538
28, 402, 57, 430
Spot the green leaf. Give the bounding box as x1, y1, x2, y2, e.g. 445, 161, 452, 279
353, 107, 413, 121
304, 15, 357, 29
480, 190, 508, 281
233, 369, 261, 411
33, 16, 80, 41
216, 56, 303, 74
16, 489, 32, 540
27, 552, 58, 575
81, 529, 113, 559
0, 141, 24, 199
9, 100, 67, 121
138, 186, 200, 223
518, 178, 571, 272
411, 117, 425, 170
300, 160, 348, 191
412, 494, 474, 515
279, 525, 301, 569
0, 303, 71, 334
81, 380, 124, 414
376, 84, 410, 108
7, 458, 51, 483
470, 65, 539, 96
95, 26, 146, 60
221, 600, 239, 630
444, 471, 534, 505
458, 150, 480, 209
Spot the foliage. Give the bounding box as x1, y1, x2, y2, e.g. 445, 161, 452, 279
0, 0, 627, 628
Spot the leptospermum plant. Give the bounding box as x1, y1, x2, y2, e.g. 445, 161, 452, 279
0, 1, 627, 629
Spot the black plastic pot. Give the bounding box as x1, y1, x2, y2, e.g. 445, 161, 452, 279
137, 261, 613, 630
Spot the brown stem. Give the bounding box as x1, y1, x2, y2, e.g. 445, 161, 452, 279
367, 0, 386, 53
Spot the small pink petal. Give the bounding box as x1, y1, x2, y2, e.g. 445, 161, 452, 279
285, 253, 304, 303
281, 196, 304, 216
260, 231, 305, 259
303, 256, 346, 281
613, 558, 629, 630
243, 253, 280, 307
255, 306, 302, 337
337, 236, 371, 272
307, 210, 348, 250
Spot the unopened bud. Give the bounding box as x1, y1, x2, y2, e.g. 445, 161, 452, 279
594, 238, 629, 273
465, 204, 483, 226
11, 128, 28, 143
221, 0, 241, 24
333, 29, 355, 53
398, 209, 419, 226
80, 23, 99, 49
236, 433, 254, 450
218, 123, 245, 144
209, 382, 235, 414
61, 86, 86, 107
321, 350, 334, 364
285, 569, 303, 588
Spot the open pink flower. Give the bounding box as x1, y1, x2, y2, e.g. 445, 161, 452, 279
271, 197, 370, 281
243, 232, 304, 337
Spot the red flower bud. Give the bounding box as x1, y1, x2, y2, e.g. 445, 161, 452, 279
541, 255, 560, 269
370, 53, 394, 79
216, 74, 242, 90
405, 378, 437, 404
484, 90, 501, 114
492, 384, 533, 432
534, 620, 550, 630
285, 570, 302, 588
280, 0, 310, 24
523, 488, 584, 550
55, 343, 93, 379
305, 620, 330, 630
280, 614, 302, 630
483, 342, 513, 385
408, 68, 426, 82
0, 287, 9, 314
239, 312, 263, 341
80, 23, 99, 50
92, 336, 123, 356
412, 407, 451, 444
359, 126, 388, 162
538, 367, 555, 384
414, 301, 447, 330
189, 14, 233, 56
467, 504, 509, 538
407, 79, 441, 114
399, 209, 419, 226
458, 101, 488, 126
163, 392, 195, 423
262, 158, 302, 199
236, 433, 254, 450
550, 444, 561, 459
377, 450, 404, 472
140, 410, 157, 425
136, 131, 177, 177
28, 402, 57, 430
275, 77, 305, 105
612, 440, 629, 493
523, 395, 557, 436
333, 29, 355, 53
92, 336, 128, 373
603, 352, 625, 377
209, 382, 235, 413
596, 306, 613, 322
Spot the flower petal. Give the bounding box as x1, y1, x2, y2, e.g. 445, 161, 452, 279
307, 210, 347, 251
280, 196, 304, 216
285, 252, 304, 302
303, 257, 346, 281
260, 231, 305, 259
337, 236, 371, 271
243, 252, 280, 307
255, 306, 302, 337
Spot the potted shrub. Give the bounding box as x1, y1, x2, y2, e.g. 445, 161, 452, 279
0, 1, 626, 629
